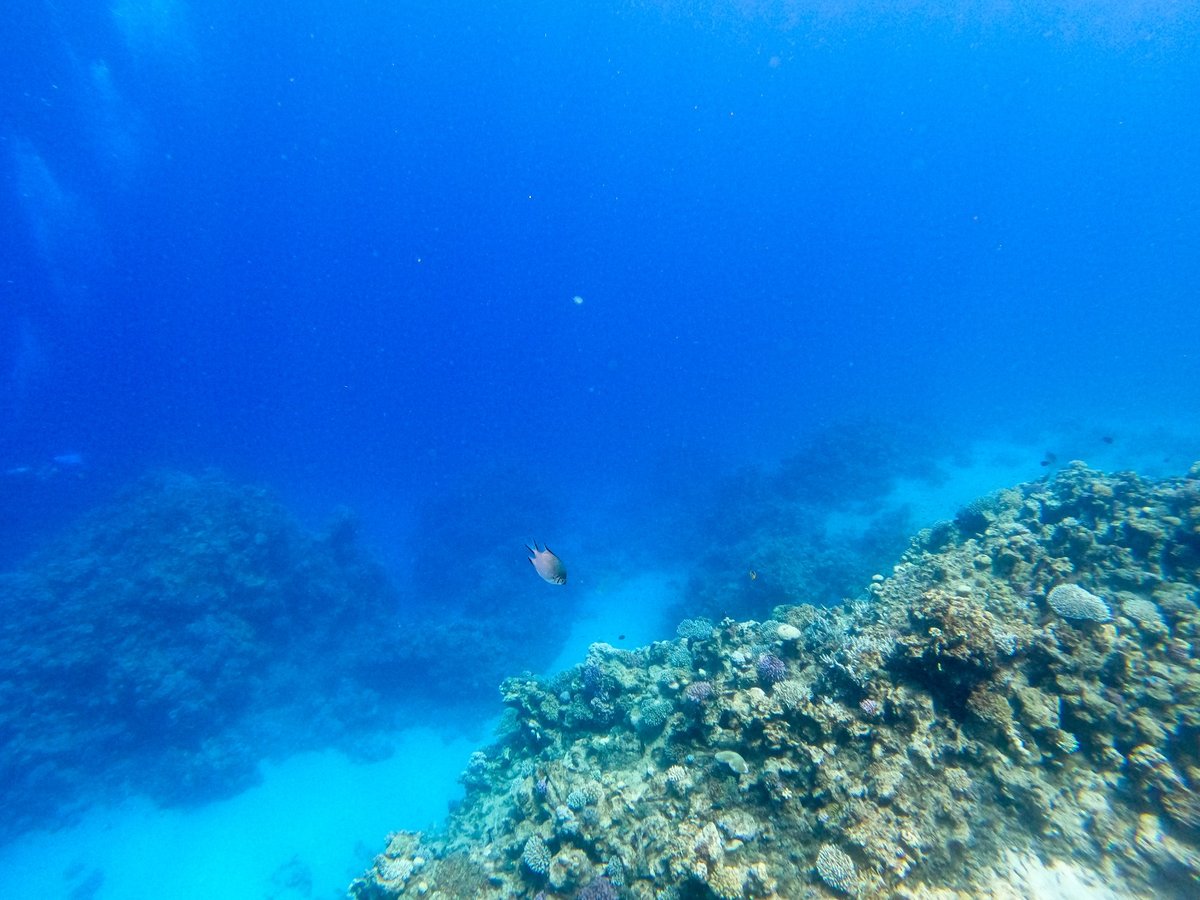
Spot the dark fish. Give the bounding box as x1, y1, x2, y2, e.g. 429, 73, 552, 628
526, 542, 567, 585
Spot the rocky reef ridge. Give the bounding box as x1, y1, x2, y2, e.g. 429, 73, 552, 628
351, 461, 1200, 899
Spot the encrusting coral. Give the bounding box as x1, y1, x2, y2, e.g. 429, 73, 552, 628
351, 461, 1200, 899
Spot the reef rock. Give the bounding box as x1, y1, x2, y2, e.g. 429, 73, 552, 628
0, 470, 413, 840
351, 461, 1200, 899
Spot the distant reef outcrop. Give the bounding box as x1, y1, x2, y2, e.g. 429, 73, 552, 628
0, 470, 504, 841
351, 462, 1200, 899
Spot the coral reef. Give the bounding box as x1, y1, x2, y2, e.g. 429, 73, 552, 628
351, 462, 1200, 899
673, 420, 940, 623
0, 470, 446, 840
1047, 583, 1112, 621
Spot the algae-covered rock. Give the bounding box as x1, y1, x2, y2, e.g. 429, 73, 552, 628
351, 462, 1200, 899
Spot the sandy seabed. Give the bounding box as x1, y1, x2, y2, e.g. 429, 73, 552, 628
0, 727, 477, 900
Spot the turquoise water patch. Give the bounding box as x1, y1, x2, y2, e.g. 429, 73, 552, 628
546, 570, 683, 674
0, 727, 475, 900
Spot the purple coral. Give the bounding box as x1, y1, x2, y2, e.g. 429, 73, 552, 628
576, 876, 618, 900
684, 680, 715, 704
757, 653, 787, 685
581, 661, 604, 695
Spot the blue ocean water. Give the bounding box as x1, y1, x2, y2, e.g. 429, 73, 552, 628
1, 2, 1198, 898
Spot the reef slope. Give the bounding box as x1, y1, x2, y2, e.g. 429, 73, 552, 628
351, 462, 1200, 899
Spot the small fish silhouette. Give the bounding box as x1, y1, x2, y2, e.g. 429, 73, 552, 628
526, 542, 567, 585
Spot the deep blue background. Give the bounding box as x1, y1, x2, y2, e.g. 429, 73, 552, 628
3, 1, 1199, 563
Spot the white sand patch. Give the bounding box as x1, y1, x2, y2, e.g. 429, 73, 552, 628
546, 569, 684, 674
984, 850, 1126, 899
0, 726, 475, 900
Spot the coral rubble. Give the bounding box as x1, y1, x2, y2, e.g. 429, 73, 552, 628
351, 462, 1200, 899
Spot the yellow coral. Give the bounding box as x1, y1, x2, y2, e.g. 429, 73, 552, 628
706, 863, 746, 899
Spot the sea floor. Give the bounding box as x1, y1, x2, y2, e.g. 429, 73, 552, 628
0, 727, 477, 900
1, 426, 1194, 899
